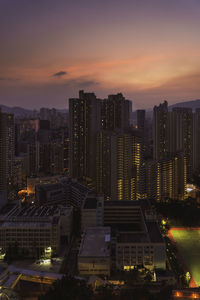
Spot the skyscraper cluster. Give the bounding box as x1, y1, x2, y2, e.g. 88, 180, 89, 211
69, 90, 144, 201
69, 92, 200, 202
1, 92, 199, 207
152, 101, 200, 201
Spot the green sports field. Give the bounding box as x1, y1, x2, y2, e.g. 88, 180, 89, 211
170, 228, 200, 286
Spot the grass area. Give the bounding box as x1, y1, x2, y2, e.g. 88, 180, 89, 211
170, 228, 200, 286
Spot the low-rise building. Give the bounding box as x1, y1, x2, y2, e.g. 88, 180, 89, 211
81, 199, 166, 271
0, 204, 72, 258
35, 177, 90, 207
78, 227, 111, 277
115, 222, 166, 271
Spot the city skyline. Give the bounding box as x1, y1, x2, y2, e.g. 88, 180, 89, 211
1, 0, 200, 109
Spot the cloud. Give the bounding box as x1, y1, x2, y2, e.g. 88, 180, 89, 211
53, 71, 67, 77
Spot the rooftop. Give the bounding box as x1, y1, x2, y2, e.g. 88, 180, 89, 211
146, 222, 164, 243
104, 201, 141, 207
0, 204, 72, 224
83, 198, 97, 209
79, 227, 111, 257
117, 232, 149, 243
117, 222, 163, 244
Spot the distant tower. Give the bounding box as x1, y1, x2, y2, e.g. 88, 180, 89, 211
101, 93, 131, 130
153, 101, 169, 160
136, 110, 145, 131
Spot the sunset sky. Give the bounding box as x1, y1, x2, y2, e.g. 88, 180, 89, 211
1, 0, 200, 109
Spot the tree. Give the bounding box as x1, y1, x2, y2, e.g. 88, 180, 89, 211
95, 286, 116, 300
39, 276, 93, 300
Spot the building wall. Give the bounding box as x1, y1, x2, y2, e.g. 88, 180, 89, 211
0, 224, 60, 257
116, 243, 166, 271
78, 256, 110, 276
96, 130, 143, 201
104, 205, 142, 225
153, 244, 166, 269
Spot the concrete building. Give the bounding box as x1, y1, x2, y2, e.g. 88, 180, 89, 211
78, 227, 111, 276
96, 129, 144, 201
146, 153, 187, 201
0, 204, 73, 258
81, 200, 166, 271
35, 183, 65, 205
101, 93, 131, 130
35, 177, 91, 208
153, 102, 194, 182
115, 223, 166, 271
27, 141, 40, 176
0, 109, 15, 205
153, 101, 169, 161
170, 107, 193, 180
69, 90, 101, 189
193, 108, 200, 171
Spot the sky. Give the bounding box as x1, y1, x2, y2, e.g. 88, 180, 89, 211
1, 0, 200, 109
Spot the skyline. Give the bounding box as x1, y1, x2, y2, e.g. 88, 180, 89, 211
1, 0, 200, 109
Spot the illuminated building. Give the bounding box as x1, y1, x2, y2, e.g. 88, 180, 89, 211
153, 102, 194, 182
0, 205, 72, 258
104, 200, 165, 271
173, 289, 200, 299
12, 156, 27, 192
193, 108, 200, 171
96, 129, 144, 201
146, 153, 187, 201
81, 200, 166, 271
69, 91, 133, 196
170, 107, 193, 180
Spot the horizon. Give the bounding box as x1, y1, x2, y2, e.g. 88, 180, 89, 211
1, 95, 200, 112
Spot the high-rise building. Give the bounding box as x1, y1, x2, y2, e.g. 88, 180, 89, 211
96, 129, 144, 201
193, 108, 200, 171
170, 107, 193, 179
27, 141, 40, 177
0, 110, 7, 205
153, 101, 169, 161
0, 109, 15, 205
101, 93, 131, 130
146, 153, 187, 202
69, 90, 101, 188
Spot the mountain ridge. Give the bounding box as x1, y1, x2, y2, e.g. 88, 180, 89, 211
1, 99, 200, 117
